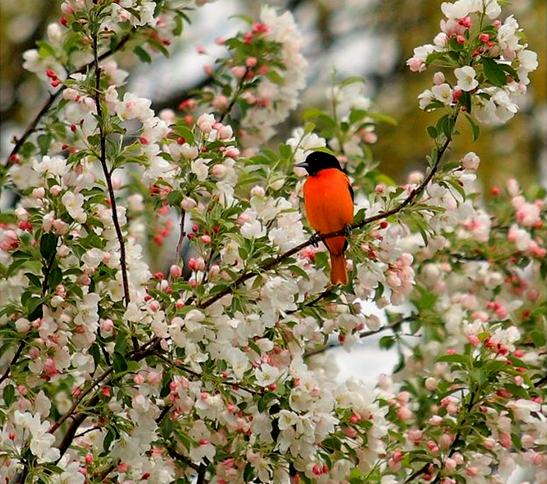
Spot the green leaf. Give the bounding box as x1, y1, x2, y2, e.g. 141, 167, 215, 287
267, 70, 285, 85
25, 272, 42, 288
166, 191, 183, 207
89, 344, 101, 368
40, 233, 58, 260
441, 116, 455, 138
367, 112, 397, 126
436, 354, 468, 364
48, 267, 63, 289
426, 126, 438, 139
312, 146, 336, 156
27, 296, 44, 320
103, 427, 115, 452
483, 58, 507, 87
3, 384, 15, 407
229, 14, 253, 24
531, 330, 546, 347
426, 52, 447, 66
173, 14, 184, 36
464, 114, 480, 142
289, 265, 310, 281
6, 258, 28, 278
258, 392, 278, 413
37, 134, 52, 156
340, 76, 365, 88
505, 383, 530, 400
134, 46, 152, 63
172, 125, 195, 145
379, 336, 395, 349
113, 351, 128, 373
498, 62, 519, 82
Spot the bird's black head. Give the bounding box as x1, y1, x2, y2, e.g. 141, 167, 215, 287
296, 151, 342, 176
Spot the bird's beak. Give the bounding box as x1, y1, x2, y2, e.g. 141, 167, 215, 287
295, 162, 309, 169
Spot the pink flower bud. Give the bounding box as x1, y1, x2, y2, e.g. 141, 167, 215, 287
232, 66, 246, 78
398, 406, 413, 421
225, 148, 240, 159
245, 57, 258, 67
32, 187, 45, 199
465, 467, 479, 477
101, 319, 114, 332
445, 458, 457, 472
170, 265, 183, 279
344, 426, 357, 438
211, 164, 227, 178
433, 72, 445, 85
425, 377, 438, 391
181, 198, 197, 211
133, 374, 145, 385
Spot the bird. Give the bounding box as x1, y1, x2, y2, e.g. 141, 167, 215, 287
296, 151, 354, 285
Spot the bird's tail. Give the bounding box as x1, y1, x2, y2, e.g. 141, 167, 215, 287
330, 253, 348, 286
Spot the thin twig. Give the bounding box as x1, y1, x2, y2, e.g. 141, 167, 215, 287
92, 30, 131, 317
0, 341, 25, 386
153, 351, 258, 395
49, 367, 114, 434
5, 31, 134, 164
196, 464, 207, 484
286, 288, 333, 315
170, 208, 186, 281
218, 67, 251, 123
198, 133, 454, 310
304, 317, 410, 358
165, 444, 201, 472
41, 245, 58, 296
156, 404, 172, 424
51, 340, 161, 461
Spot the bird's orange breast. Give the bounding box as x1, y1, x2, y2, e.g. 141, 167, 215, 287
303, 168, 353, 256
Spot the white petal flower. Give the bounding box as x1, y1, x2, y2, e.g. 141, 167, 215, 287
455, 66, 478, 91
255, 363, 281, 387
431, 83, 453, 105
61, 191, 87, 223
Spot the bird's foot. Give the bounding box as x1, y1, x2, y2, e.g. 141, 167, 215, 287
343, 224, 353, 237
309, 232, 321, 248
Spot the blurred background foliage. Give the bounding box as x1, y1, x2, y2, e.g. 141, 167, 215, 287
1, 0, 546, 192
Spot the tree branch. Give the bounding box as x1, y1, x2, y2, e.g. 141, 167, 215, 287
218, 67, 251, 123
5, 31, 134, 165
165, 444, 201, 472
304, 317, 410, 357
92, 31, 131, 315
171, 208, 186, 279
198, 133, 454, 310
49, 339, 161, 461
0, 341, 25, 386
196, 464, 207, 484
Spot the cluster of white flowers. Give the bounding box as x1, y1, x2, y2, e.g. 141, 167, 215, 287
2, 1, 545, 483
239, 7, 308, 147
409, 0, 538, 124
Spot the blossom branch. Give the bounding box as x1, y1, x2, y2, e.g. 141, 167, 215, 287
198, 129, 456, 310
92, 30, 131, 313
50, 339, 161, 460
304, 317, 411, 358
218, 67, 251, 123
5, 31, 134, 165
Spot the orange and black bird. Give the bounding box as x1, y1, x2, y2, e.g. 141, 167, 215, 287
297, 152, 354, 285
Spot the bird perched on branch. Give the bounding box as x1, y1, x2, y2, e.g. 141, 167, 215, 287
297, 151, 354, 285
